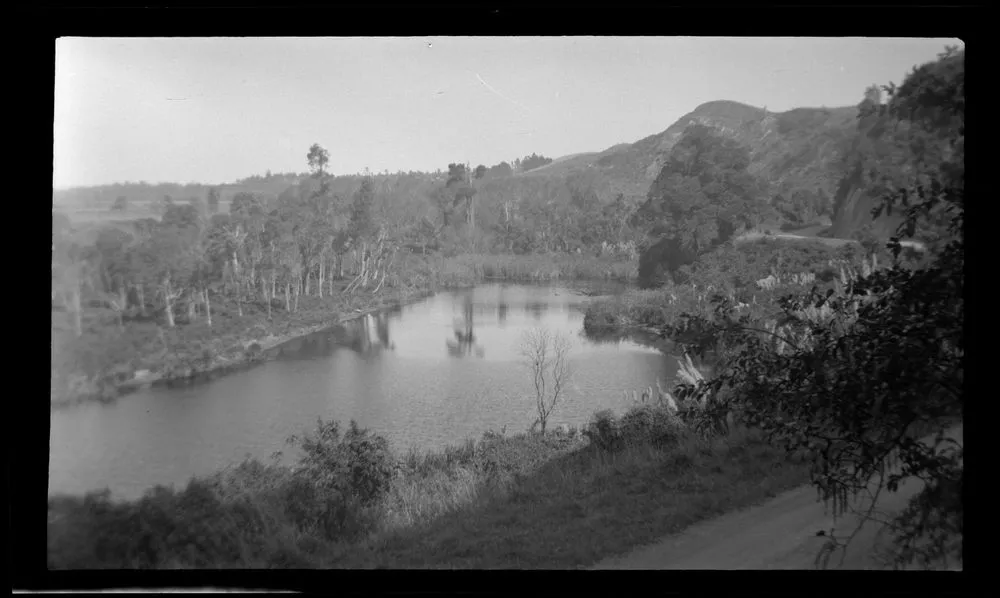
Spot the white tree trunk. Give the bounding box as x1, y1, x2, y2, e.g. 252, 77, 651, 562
163, 280, 176, 328
118, 280, 128, 315
285, 282, 291, 312
318, 261, 324, 299
204, 288, 212, 327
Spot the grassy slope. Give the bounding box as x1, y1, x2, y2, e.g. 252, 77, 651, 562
334, 427, 811, 568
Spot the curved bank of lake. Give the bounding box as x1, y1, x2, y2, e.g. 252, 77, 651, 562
49, 283, 681, 500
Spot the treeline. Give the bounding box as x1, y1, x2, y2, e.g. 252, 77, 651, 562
50, 142, 639, 392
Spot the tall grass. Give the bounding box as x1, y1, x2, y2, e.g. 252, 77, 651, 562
582, 284, 716, 334
400, 252, 637, 289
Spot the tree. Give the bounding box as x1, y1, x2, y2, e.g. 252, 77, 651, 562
519, 152, 554, 172
140, 225, 200, 328
488, 161, 513, 178
307, 143, 330, 178
155, 195, 175, 217
52, 234, 91, 337
519, 328, 572, 434
636, 124, 769, 285
111, 196, 128, 212
666, 47, 963, 569
207, 188, 221, 215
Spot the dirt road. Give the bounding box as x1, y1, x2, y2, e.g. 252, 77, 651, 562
592, 425, 962, 570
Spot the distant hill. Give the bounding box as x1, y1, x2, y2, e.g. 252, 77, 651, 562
507, 99, 901, 240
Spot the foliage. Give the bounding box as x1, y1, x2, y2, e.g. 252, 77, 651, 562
661, 47, 964, 569
286, 418, 395, 507
514, 152, 554, 173
48, 480, 271, 569
582, 405, 685, 452
634, 125, 776, 286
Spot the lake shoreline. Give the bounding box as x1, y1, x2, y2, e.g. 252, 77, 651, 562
49, 284, 455, 411
50, 277, 635, 411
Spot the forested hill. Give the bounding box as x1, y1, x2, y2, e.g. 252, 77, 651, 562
512, 99, 901, 240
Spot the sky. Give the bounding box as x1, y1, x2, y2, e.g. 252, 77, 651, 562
53, 36, 962, 189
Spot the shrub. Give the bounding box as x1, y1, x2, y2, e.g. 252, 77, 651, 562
583, 404, 687, 453
288, 419, 394, 506
618, 404, 686, 448
583, 409, 623, 452
48, 481, 254, 569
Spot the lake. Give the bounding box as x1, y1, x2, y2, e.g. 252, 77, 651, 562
49, 283, 681, 500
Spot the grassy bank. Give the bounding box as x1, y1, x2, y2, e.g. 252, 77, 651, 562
50, 251, 636, 408
47, 406, 810, 569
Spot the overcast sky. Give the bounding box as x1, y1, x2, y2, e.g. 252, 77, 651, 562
53, 36, 961, 189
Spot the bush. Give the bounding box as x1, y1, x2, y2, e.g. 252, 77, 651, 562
288, 419, 394, 507
618, 404, 686, 447
583, 409, 623, 452
584, 405, 685, 452
48, 481, 254, 569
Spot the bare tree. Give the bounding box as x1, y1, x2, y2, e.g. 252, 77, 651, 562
519, 328, 571, 434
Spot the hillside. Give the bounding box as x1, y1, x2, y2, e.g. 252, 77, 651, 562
509, 99, 900, 240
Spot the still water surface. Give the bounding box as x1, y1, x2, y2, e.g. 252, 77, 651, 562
49, 284, 679, 499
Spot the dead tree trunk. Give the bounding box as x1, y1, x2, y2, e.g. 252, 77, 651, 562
162, 279, 177, 328
294, 275, 301, 312
204, 287, 212, 327
318, 261, 324, 299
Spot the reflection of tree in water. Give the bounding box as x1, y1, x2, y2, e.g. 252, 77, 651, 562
447, 294, 485, 358
326, 312, 396, 356
273, 312, 398, 360
523, 301, 548, 320
354, 312, 394, 355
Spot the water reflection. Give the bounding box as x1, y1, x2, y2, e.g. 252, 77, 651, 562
273, 311, 398, 360
523, 301, 548, 320
447, 294, 485, 358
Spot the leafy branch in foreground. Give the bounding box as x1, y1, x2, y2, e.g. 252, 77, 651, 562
659, 47, 963, 569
